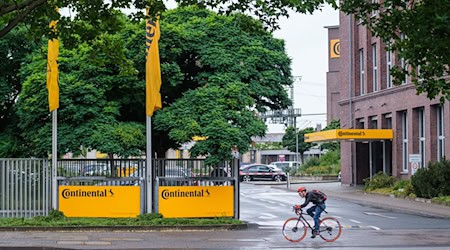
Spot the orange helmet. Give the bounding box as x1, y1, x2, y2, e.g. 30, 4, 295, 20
297, 187, 306, 192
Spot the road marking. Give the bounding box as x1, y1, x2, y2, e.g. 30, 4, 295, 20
369, 226, 381, 230
364, 212, 397, 219
350, 219, 361, 224
258, 213, 277, 219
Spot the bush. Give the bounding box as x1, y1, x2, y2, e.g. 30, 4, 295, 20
411, 159, 450, 199
363, 172, 396, 191
302, 157, 321, 169
392, 179, 413, 196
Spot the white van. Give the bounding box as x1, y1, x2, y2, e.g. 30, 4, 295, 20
269, 161, 301, 172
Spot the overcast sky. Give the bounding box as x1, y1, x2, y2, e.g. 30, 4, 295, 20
269, 5, 339, 133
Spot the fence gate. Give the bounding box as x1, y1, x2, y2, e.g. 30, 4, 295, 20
0, 159, 51, 218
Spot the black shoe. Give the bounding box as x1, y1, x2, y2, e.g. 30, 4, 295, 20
311, 230, 318, 238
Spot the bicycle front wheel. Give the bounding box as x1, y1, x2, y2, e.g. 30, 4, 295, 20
282, 217, 307, 242
319, 217, 342, 242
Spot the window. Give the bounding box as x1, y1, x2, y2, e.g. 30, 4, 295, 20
359, 49, 365, 95
386, 50, 393, 88
437, 105, 445, 161
418, 108, 425, 168
402, 111, 408, 172
371, 0, 379, 17
372, 44, 378, 92
400, 33, 408, 84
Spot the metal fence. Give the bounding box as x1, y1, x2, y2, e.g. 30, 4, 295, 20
0, 159, 51, 218
1, 158, 239, 218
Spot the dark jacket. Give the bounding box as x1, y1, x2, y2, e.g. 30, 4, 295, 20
300, 191, 325, 208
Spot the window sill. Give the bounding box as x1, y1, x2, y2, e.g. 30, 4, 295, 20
400, 171, 409, 175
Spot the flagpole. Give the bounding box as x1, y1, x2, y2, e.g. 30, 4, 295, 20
51, 109, 57, 210
146, 116, 152, 213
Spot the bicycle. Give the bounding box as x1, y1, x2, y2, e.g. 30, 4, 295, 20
282, 206, 342, 242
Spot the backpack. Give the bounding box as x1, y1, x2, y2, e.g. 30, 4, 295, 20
312, 190, 327, 203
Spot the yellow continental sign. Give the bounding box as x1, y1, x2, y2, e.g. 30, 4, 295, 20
159, 186, 233, 218
305, 129, 393, 142
59, 186, 140, 218
330, 39, 340, 58
192, 136, 208, 141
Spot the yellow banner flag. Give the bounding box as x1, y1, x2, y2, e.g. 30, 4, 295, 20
145, 16, 162, 116
46, 19, 59, 112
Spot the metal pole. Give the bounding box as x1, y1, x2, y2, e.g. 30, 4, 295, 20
51, 109, 57, 210
146, 116, 153, 213
295, 117, 298, 163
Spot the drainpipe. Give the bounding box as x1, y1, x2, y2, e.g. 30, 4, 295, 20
349, 14, 355, 186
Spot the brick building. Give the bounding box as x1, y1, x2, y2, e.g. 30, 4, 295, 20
321, 13, 449, 185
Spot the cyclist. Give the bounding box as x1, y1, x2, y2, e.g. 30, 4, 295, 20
295, 187, 327, 238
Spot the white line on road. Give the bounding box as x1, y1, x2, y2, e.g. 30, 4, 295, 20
258, 213, 277, 219
350, 219, 361, 224
364, 212, 397, 219
369, 226, 381, 230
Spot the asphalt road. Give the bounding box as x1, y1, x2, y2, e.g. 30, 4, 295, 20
0, 182, 449, 249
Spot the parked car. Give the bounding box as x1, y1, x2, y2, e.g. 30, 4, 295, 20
269, 161, 301, 173
239, 164, 287, 182
159, 168, 197, 186
80, 164, 111, 176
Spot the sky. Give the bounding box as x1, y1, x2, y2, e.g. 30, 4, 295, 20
269, 5, 339, 133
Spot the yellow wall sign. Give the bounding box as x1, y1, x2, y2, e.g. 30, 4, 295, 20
305, 129, 393, 142
59, 186, 140, 218
159, 186, 233, 218
330, 39, 340, 58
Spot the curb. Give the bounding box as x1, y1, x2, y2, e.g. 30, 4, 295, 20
0, 223, 248, 232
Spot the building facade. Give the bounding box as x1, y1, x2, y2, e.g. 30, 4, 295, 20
327, 13, 450, 185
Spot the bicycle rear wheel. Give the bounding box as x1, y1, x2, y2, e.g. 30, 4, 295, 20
318, 217, 342, 242
282, 217, 307, 242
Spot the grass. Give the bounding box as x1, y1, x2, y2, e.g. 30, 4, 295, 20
431, 196, 450, 206
0, 210, 243, 227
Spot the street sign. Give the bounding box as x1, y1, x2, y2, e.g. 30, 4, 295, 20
409, 154, 421, 175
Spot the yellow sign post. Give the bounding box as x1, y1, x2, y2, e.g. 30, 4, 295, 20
305, 129, 393, 142
158, 186, 234, 218
59, 186, 140, 217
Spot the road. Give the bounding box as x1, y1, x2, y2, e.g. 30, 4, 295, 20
0, 182, 449, 249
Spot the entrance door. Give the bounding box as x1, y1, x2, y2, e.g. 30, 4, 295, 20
355, 142, 369, 185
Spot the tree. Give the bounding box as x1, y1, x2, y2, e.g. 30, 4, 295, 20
281, 126, 315, 163
0, 0, 337, 39
15, 14, 147, 158
320, 119, 340, 151
153, 7, 293, 164
10, 7, 292, 161
340, 0, 450, 102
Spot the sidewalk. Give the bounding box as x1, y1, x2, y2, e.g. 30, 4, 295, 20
272, 181, 450, 219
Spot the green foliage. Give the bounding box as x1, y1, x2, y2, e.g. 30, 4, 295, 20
0, 0, 338, 40
0, 214, 242, 227
411, 159, 450, 199
319, 150, 340, 167
363, 172, 396, 191
320, 120, 340, 151
138, 213, 163, 220
340, 1, 450, 102
302, 156, 321, 169
302, 165, 340, 176
281, 127, 315, 163
431, 196, 450, 206
392, 179, 414, 197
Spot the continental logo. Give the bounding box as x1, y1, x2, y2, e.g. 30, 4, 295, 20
61, 189, 114, 199
161, 189, 210, 200
338, 131, 366, 137
330, 39, 340, 58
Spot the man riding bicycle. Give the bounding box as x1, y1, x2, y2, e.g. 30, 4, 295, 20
295, 187, 327, 238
